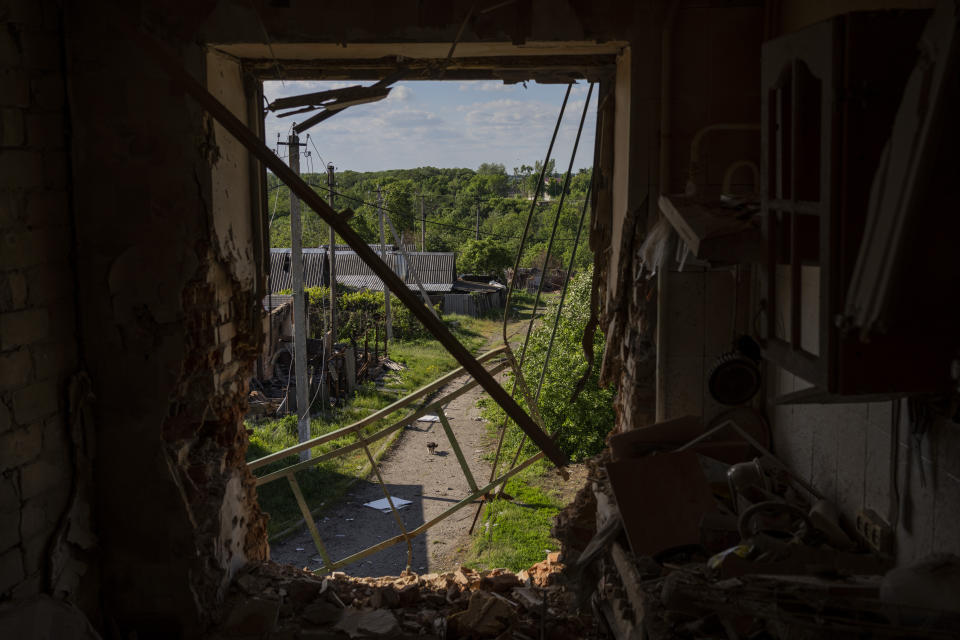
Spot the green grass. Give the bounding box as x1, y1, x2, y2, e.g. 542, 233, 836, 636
246, 312, 497, 538
464, 461, 563, 572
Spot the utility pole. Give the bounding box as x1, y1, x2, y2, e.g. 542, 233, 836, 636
278, 131, 310, 462
475, 189, 480, 240
326, 164, 337, 343
377, 186, 392, 352
420, 194, 426, 252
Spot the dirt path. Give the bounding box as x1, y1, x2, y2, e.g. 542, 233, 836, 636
270, 367, 502, 577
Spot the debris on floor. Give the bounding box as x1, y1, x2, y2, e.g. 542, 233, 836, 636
248, 342, 403, 421
212, 555, 595, 639
556, 414, 960, 639
382, 358, 406, 371
362, 498, 412, 513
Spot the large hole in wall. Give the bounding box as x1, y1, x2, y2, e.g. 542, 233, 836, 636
202, 42, 624, 579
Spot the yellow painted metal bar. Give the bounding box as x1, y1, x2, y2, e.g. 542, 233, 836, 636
436, 407, 479, 494
360, 440, 414, 571
253, 360, 510, 487
319, 451, 545, 573
286, 472, 333, 573
248, 349, 507, 470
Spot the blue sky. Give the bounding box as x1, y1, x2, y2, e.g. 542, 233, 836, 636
263, 80, 596, 174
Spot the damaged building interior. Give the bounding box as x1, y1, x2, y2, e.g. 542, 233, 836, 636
2, 0, 960, 638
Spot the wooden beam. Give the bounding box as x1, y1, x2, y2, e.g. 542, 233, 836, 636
116, 18, 568, 469
269, 84, 390, 111
243, 54, 615, 82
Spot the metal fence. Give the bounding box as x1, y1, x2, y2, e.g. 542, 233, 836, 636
245, 345, 544, 574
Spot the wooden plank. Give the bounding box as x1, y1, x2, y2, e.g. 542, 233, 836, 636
242, 54, 617, 82
605, 452, 716, 556
610, 541, 650, 634
270, 84, 390, 111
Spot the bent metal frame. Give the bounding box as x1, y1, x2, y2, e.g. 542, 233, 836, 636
118, 20, 569, 573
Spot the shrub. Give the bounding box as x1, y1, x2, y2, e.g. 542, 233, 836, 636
481, 269, 614, 462
281, 286, 439, 346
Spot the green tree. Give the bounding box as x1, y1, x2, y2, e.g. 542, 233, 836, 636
477, 162, 506, 175
457, 237, 514, 278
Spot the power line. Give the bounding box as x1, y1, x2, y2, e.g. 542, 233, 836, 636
311, 180, 587, 243
305, 134, 327, 169
264, 176, 590, 243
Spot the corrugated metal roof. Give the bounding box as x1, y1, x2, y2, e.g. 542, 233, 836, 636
401, 252, 456, 286
334, 275, 454, 293
262, 294, 293, 312
269, 249, 327, 292
269, 248, 456, 293
333, 251, 405, 278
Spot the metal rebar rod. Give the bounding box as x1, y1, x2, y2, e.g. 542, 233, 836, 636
501, 84, 573, 346
497, 85, 595, 489
249, 346, 506, 470
361, 441, 413, 572
480, 84, 573, 517
436, 407, 479, 493
117, 20, 568, 469
322, 451, 545, 572
531, 84, 595, 408
254, 360, 510, 486
286, 472, 333, 572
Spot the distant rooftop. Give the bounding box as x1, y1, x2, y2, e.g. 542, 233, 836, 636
268, 247, 455, 294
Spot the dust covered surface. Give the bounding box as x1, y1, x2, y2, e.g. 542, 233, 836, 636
211, 556, 601, 639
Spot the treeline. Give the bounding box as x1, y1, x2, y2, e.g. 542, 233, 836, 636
266, 162, 593, 277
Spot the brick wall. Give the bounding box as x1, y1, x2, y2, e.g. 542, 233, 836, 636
63, 5, 268, 633
0, 0, 80, 600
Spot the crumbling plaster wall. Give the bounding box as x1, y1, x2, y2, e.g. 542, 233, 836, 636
1, 0, 677, 631
0, 0, 98, 614
64, 3, 267, 633
590, 9, 663, 436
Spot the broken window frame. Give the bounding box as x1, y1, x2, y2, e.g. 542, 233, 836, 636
117, 18, 625, 571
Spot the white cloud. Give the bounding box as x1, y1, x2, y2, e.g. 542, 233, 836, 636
458, 81, 517, 92
388, 85, 412, 102
261, 80, 595, 172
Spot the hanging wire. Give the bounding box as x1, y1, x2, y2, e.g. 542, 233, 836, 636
268, 178, 586, 243
495, 83, 594, 493
267, 181, 577, 205
307, 133, 327, 169
468, 83, 573, 533
267, 185, 282, 228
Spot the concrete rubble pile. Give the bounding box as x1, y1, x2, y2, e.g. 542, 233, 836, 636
212, 555, 596, 639
554, 416, 960, 639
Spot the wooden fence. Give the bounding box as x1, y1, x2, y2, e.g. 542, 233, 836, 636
443, 289, 505, 317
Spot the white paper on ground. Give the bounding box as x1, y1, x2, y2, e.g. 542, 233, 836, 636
417, 415, 441, 422
363, 497, 412, 513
